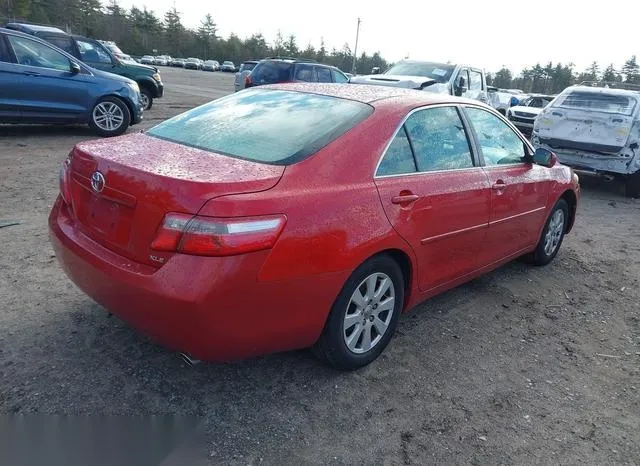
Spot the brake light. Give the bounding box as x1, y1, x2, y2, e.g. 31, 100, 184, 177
244, 74, 252, 87
151, 213, 287, 256
59, 157, 72, 204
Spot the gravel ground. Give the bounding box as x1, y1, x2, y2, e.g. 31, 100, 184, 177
1, 68, 639, 465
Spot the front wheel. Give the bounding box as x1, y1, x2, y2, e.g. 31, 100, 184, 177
625, 171, 640, 198
531, 199, 569, 266
313, 255, 404, 370
140, 88, 153, 110
89, 97, 131, 137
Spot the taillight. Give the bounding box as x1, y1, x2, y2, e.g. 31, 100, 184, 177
151, 213, 287, 256
59, 157, 72, 204
244, 74, 252, 87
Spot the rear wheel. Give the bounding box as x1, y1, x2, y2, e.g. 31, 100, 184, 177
313, 255, 404, 370
625, 171, 640, 198
89, 97, 130, 137
530, 199, 569, 266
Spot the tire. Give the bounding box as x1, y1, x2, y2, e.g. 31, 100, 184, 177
530, 199, 569, 266
89, 97, 131, 137
625, 171, 640, 198
140, 88, 153, 110
313, 254, 404, 370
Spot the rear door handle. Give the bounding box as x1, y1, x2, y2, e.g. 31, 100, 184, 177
391, 194, 419, 205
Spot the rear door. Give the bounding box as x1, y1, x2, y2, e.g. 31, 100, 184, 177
293, 63, 317, 82
463, 106, 552, 263
4, 34, 90, 122
374, 105, 492, 291
315, 65, 333, 83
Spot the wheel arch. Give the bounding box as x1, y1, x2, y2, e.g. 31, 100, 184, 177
100, 94, 135, 121
357, 248, 415, 311
560, 189, 577, 233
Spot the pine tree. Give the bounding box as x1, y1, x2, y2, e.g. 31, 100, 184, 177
197, 14, 216, 59
622, 56, 640, 84
284, 34, 298, 57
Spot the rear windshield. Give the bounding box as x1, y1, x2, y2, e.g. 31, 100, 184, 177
240, 62, 257, 72
147, 89, 373, 165
554, 90, 637, 115
251, 61, 292, 85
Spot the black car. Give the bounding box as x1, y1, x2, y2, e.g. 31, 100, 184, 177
4, 22, 164, 110
246, 57, 349, 88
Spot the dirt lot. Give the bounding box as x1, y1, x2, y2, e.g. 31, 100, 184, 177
1, 67, 639, 465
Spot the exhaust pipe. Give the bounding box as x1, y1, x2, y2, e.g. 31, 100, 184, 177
180, 352, 201, 366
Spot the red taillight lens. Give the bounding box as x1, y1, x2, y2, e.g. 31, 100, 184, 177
59, 157, 72, 204
244, 75, 252, 87
151, 214, 287, 256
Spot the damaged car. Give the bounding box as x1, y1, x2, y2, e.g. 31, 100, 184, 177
533, 85, 640, 197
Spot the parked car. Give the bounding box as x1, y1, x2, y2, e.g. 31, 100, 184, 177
0, 27, 143, 136
487, 86, 520, 115
171, 58, 185, 67
533, 85, 640, 197
350, 60, 489, 103
233, 60, 258, 91
220, 60, 236, 72
153, 56, 167, 66
140, 55, 155, 65
245, 58, 349, 88
507, 94, 554, 134
49, 84, 579, 369
184, 58, 202, 70
4, 22, 164, 110
202, 60, 219, 71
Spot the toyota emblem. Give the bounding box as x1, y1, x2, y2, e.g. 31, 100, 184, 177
91, 171, 105, 193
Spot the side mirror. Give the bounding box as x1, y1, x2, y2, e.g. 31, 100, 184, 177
70, 61, 81, 74
532, 148, 557, 168
454, 76, 467, 96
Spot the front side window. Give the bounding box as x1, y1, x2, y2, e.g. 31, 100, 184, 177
7, 35, 71, 71
147, 88, 373, 165
404, 107, 474, 172
456, 69, 470, 91
376, 127, 417, 176
464, 107, 526, 166
76, 39, 112, 64
332, 69, 349, 83
469, 70, 483, 90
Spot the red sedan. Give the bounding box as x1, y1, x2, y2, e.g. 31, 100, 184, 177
50, 84, 580, 369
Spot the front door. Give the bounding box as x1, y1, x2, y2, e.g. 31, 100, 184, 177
462, 106, 553, 263
74, 37, 116, 73
374, 106, 492, 291
0, 33, 22, 120
4, 33, 89, 122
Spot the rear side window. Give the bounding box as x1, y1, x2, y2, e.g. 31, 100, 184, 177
41, 35, 76, 56
555, 90, 636, 115
376, 127, 417, 176
251, 61, 292, 85
294, 63, 316, 82
315, 66, 332, 83
147, 88, 373, 165
404, 107, 474, 172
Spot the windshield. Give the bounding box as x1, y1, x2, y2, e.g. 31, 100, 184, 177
106, 43, 123, 54
553, 90, 637, 115
147, 88, 373, 165
384, 62, 455, 83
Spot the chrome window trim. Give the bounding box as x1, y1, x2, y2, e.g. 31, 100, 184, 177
373, 103, 480, 179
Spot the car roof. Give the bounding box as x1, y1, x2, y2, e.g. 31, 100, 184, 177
5, 22, 66, 34
262, 83, 483, 108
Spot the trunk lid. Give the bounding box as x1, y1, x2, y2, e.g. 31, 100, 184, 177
67, 132, 284, 267
536, 91, 638, 154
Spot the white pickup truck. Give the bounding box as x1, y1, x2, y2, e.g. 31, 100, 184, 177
350, 60, 489, 103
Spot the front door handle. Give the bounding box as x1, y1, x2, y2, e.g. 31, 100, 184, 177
24, 71, 41, 77
391, 193, 419, 205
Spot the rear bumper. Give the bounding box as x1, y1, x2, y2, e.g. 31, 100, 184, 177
48, 197, 344, 361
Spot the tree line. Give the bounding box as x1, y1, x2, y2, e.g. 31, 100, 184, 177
488, 57, 640, 94
0, 0, 389, 73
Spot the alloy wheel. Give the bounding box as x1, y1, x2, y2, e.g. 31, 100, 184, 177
92, 102, 124, 132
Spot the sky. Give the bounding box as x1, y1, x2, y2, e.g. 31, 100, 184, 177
119, 0, 639, 75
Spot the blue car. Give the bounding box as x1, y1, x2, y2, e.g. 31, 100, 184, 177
0, 27, 143, 136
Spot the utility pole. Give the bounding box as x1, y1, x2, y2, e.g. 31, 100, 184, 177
351, 17, 361, 74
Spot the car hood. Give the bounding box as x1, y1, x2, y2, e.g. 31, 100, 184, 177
89, 66, 137, 86
120, 61, 156, 74
349, 74, 438, 90
510, 106, 543, 116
